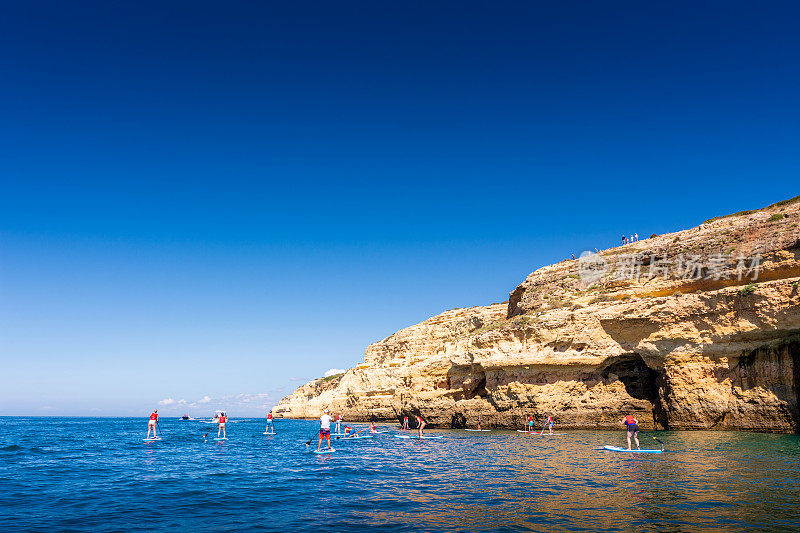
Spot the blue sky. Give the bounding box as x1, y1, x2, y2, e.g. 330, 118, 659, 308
1, 1, 798, 416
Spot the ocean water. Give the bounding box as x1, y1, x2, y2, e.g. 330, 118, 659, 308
2, 418, 799, 532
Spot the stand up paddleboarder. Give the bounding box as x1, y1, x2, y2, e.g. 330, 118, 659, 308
621, 414, 640, 450
541, 415, 554, 435
335, 412, 342, 434
402, 416, 410, 430
217, 412, 227, 439
317, 409, 333, 451
416, 414, 426, 438
146, 409, 159, 439
265, 410, 275, 434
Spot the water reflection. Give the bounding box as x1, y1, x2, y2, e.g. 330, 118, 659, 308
1, 419, 799, 532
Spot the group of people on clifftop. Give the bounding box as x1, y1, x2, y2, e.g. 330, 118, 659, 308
622, 233, 639, 245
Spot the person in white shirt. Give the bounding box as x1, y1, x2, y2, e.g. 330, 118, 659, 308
317, 409, 333, 451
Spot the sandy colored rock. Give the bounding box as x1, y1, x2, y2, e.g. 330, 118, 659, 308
276, 197, 800, 432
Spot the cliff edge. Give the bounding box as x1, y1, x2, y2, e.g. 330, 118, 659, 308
276, 196, 800, 432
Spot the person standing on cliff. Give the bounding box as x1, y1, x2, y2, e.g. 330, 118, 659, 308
317, 409, 333, 451
402, 416, 410, 430
622, 414, 640, 450
416, 414, 426, 438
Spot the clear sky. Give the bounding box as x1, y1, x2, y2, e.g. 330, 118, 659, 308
1, 1, 798, 416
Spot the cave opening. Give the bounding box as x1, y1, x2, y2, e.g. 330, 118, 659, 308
602, 353, 668, 428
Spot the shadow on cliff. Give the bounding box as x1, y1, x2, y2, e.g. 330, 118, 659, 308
443, 355, 670, 429
719, 338, 800, 433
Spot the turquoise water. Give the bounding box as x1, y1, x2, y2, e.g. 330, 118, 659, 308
2, 418, 799, 532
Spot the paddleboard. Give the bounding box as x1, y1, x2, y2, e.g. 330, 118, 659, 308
465, 429, 491, 432
313, 448, 335, 454
603, 445, 663, 454
341, 434, 374, 439
517, 430, 533, 433
214, 437, 228, 441
331, 433, 347, 436
143, 437, 161, 441
263, 432, 276, 435
394, 435, 443, 440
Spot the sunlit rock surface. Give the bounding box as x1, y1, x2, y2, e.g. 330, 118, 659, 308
276, 197, 800, 432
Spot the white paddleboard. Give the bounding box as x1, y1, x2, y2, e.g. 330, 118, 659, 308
263, 432, 276, 435
313, 448, 335, 454
464, 429, 491, 432
214, 437, 228, 441
394, 435, 443, 440
143, 437, 161, 441
603, 445, 663, 454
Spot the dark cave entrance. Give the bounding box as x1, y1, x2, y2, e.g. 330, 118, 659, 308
602, 353, 668, 428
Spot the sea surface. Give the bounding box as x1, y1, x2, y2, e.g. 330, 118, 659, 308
1, 418, 799, 532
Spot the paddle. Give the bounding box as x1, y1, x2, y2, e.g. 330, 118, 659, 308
539, 420, 547, 435
642, 432, 665, 450
156, 419, 164, 439
304, 430, 320, 446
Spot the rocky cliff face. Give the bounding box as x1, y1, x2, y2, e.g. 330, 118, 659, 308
276, 197, 800, 432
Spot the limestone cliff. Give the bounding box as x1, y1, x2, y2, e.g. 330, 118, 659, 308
276, 196, 800, 432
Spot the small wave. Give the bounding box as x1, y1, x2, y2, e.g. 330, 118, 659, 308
1, 445, 23, 453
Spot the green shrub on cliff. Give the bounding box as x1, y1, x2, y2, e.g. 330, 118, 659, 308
740, 283, 757, 296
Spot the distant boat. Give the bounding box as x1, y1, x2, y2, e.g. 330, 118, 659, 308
180, 415, 194, 420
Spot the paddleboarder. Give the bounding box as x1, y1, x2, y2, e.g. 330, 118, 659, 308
477, 414, 482, 430
217, 411, 227, 439
402, 416, 410, 430
335, 412, 342, 434
317, 409, 333, 451
369, 422, 378, 433
416, 414, 426, 438
265, 410, 275, 434
621, 414, 640, 450
542, 415, 554, 435
146, 409, 159, 439
526, 415, 534, 433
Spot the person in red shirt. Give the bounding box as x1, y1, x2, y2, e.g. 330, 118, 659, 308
416, 414, 426, 438
621, 414, 640, 450
217, 412, 228, 439
541, 415, 554, 435
265, 410, 275, 434
147, 409, 159, 439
